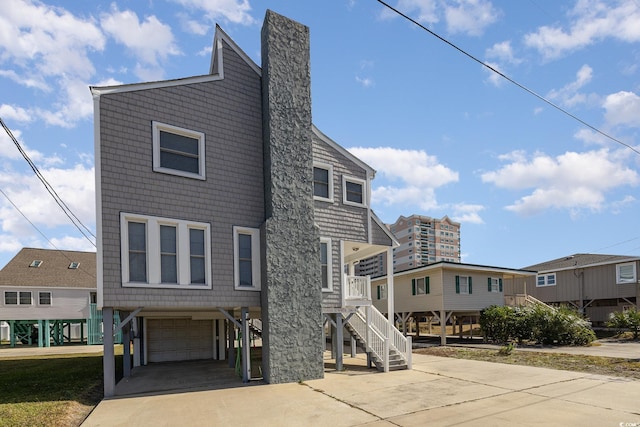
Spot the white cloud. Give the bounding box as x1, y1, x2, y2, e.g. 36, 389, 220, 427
100, 5, 181, 81
355, 76, 374, 88
481, 149, 639, 216
0, 104, 32, 123
170, 0, 256, 28
483, 60, 505, 87
381, 0, 499, 36
0, 0, 104, 80
525, 0, 640, 59
485, 41, 520, 64
546, 64, 596, 108
444, 0, 500, 36
0, 164, 95, 247
451, 203, 485, 224
348, 146, 458, 210
380, 0, 439, 24
603, 91, 640, 128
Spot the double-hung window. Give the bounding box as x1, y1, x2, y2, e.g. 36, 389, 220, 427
233, 227, 261, 291
320, 237, 332, 291
152, 121, 206, 180
488, 277, 502, 292
536, 273, 556, 287
412, 277, 430, 295
121, 213, 211, 289
342, 176, 366, 207
455, 276, 472, 294
616, 262, 637, 284
377, 284, 387, 300
313, 163, 333, 202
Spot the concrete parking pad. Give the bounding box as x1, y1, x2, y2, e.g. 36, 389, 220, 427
82, 352, 640, 426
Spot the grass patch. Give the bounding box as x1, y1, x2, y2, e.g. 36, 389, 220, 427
415, 346, 640, 380
0, 350, 122, 427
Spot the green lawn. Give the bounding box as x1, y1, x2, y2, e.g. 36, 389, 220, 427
0, 351, 121, 427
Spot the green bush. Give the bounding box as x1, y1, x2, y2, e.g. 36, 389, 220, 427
607, 309, 640, 339
480, 304, 595, 346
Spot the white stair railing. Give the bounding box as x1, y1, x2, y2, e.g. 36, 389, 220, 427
346, 304, 411, 372
344, 275, 371, 302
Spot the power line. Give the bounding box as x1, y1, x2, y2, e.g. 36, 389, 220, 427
375, 0, 640, 157
0, 117, 96, 247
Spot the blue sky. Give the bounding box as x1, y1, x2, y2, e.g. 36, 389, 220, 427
1, 0, 639, 270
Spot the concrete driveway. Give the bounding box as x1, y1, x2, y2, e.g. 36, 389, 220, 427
82, 351, 640, 426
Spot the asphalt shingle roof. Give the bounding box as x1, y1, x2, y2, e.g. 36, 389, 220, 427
524, 253, 640, 272
0, 248, 96, 288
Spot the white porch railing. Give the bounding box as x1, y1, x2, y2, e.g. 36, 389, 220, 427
346, 304, 412, 372
343, 275, 371, 303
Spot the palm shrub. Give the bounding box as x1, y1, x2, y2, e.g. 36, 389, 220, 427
607, 309, 640, 340
480, 304, 595, 346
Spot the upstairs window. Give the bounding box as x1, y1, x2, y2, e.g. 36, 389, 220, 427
4, 291, 32, 306
412, 277, 430, 295
342, 176, 366, 207
29, 260, 43, 268
488, 277, 502, 293
616, 262, 637, 284
39, 291, 52, 306
121, 213, 211, 289
152, 121, 206, 180
68, 262, 80, 269
455, 276, 472, 294
313, 163, 333, 202
233, 227, 261, 291
537, 273, 556, 287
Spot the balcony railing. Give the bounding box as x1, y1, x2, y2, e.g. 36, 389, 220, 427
343, 275, 371, 304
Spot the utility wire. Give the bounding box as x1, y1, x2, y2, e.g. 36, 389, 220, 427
0, 186, 96, 279
376, 0, 640, 157
0, 117, 96, 247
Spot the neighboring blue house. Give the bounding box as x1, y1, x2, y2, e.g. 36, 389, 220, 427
92, 10, 407, 397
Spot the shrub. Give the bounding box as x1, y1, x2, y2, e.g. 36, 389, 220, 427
607, 309, 640, 340
480, 304, 595, 346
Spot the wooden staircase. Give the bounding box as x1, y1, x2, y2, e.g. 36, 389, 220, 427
344, 305, 411, 372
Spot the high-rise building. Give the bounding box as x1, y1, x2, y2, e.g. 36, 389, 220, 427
356, 214, 461, 276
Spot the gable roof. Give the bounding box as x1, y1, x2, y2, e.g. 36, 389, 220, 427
524, 253, 640, 273
0, 248, 96, 289
312, 125, 376, 178
373, 260, 536, 280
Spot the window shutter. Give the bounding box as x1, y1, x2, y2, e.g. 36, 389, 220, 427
488, 277, 492, 292
377, 286, 380, 300
425, 276, 430, 294
412, 278, 416, 295
455, 275, 460, 294
499, 278, 503, 292
469, 277, 473, 294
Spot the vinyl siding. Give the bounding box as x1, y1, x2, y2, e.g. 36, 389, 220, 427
0, 287, 92, 320
442, 270, 504, 311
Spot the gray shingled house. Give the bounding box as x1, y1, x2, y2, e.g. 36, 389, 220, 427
0, 248, 107, 346
92, 10, 408, 396
507, 253, 640, 324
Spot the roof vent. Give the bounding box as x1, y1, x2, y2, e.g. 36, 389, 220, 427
29, 260, 43, 268
68, 262, 80, 269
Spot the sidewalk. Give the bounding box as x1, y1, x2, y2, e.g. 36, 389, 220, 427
82, 352, 640, 426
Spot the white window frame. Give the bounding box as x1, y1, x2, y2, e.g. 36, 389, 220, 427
458, 276, 470, 295
489, 277, 500, 293
38, 291, 52, 306
377, 283, 387, 300
320, 237, 333, 292
616, 262, 637, 284
342, 175, 367, 207
313, 162, 334, 202
4, 291, 32, 306
152, 121, 206, 180
121, 213, 211, 289
536, 273, 556, 287
233, 226, 261, 291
